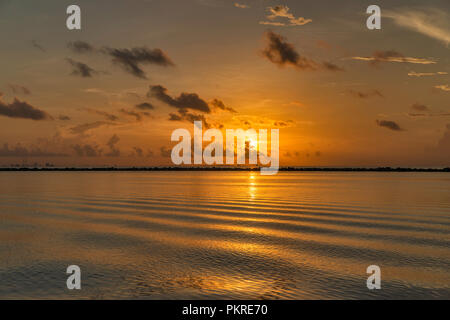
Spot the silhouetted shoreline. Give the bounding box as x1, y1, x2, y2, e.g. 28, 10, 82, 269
0, 167, 449, 172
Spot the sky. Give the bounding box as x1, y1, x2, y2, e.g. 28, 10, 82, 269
0, 0, 449, 167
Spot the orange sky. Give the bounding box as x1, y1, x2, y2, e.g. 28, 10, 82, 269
0, 0, 449, 167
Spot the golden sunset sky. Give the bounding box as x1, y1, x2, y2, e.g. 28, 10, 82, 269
0, 0, 449, 167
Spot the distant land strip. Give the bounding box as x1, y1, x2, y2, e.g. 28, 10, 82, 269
0, 167, 449, 172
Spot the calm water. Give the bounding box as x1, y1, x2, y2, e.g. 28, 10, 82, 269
0, 171, 449, 299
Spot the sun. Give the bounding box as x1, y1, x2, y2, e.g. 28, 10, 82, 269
249, 139, 258, 150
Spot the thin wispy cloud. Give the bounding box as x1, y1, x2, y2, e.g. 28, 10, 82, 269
351, 50, 436, 66
408, 71, 448, 77
385, 8, 450, 47
259, 5, 312, 27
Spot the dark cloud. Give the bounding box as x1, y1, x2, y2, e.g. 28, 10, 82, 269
148, 85, 211, 113
0, 97, 52, 120
348, 89, 383, 99
66, 58, 97, 77
132, 147, 143, 157
8, 84, 31, 95
376, 120, 404, 131
58, 115, 71, 121
72, 144, 102, 157
84, 108, 118, 121
67, 41, 95, 54
411, 103, 429, 111
69, 121, 110, 134
262, 31, 318, 70
135, 102, 155, 110
322, 61, 344, 72
160, 146, 171, 158
262, 31, 343, 71
31, 40, 46, 53
169, 109, 210, 128
105, 134, 120, 157
0, 143, 68, 157
210, 99, 236, 113
119, 108, 149, 121
102, 46, 174, 79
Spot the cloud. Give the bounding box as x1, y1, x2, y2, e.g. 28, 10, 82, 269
102, 46, 174, 79
351, 50, 436, 66
119, 108, 151, 121
434, 84, 450, 92
385, 8, 450, 46
322, 61, 344, 72
84, 108, 118, 121
132, 146, 143, 157
262, 31, 343, 72
105, 134, 120, 157
69, 121, 111, 134
58, 115, 71, 121
31, 40, 46, 53
135, 102, 155, 110
234, 3, 249, 9
169, 109, 211, 129
260, 5, 312, 27
66, 58, 97, 77
72, 144, 102, 157
0, 97, 52, 120
262, 31, 318, 70
376, 120, 404, 131
348, 89, 383, 99
0, 143, 68, 157
411, 103, 429, 112
67, 41, 95, 53
408, 71, 448, 77
148, 85, 211, 113
8, 84, 31, 95
160, 146, 171, 158
210, 99, 236, 113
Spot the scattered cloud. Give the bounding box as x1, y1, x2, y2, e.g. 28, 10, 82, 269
148, 85, 211, 113
66, 58, 97, 77
0, 97, 52, 120
102, 46, 174, 79
376, 120, 404, 131
351, 50, 436, 66
385, 8, 450, 47
260, 5, 312, 27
